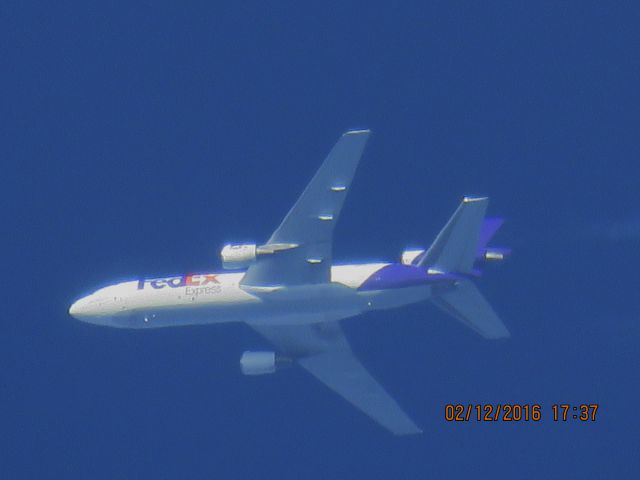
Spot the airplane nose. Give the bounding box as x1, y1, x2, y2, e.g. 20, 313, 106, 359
69, 301, 80, 317
69, 298, 87, 318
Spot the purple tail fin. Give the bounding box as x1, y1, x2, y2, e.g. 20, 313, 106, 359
476, 217, 511, 261
477, 217, 504, 253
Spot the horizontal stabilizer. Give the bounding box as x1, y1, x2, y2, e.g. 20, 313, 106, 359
431, 281, 510, 339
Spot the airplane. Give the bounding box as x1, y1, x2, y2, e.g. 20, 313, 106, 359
69, 129, 511, 435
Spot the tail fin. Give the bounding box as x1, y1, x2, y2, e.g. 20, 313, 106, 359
476, 217, 504, 255
416, 196, 488, 273
419, 197, 510, 339
476, 217, 511, 261
431, 281, 509, 339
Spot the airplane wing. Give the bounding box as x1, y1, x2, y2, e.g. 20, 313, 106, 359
247, 319, 422, 435
241, 130, 371, 287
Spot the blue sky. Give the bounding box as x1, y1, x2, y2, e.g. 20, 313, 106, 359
2, 1, 639, 478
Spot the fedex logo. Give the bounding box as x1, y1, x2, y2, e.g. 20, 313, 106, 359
137, 274, 219, 290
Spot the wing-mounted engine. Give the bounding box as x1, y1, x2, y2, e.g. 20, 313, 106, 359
221, 244, 257, 269
239, 351, 292, 375
221, 243, 299, 270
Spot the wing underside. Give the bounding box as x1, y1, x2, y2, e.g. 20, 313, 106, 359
248, 319, 422, 435
241, 130, 371, 287
240, 130, 420, 434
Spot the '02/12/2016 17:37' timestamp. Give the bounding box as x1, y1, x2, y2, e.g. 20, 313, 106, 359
444, 404, 599, 422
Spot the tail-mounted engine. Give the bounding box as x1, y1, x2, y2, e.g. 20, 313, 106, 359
478, 247, 511, 262
240, 351, 292, 375
400, 248, 425, 266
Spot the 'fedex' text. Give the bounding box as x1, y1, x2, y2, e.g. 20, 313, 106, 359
137, 274, 219, 290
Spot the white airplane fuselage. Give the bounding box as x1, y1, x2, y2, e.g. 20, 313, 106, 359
66, 129, 511, 435
69, 262, 434, 329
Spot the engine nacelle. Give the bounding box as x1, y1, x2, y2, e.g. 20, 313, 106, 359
240, 351, 291, 375
221, 244, 257, 270
400, 248, 425, 266
478, 247, 512, 262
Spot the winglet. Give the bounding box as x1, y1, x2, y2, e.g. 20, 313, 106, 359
344, 129, 371, 135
